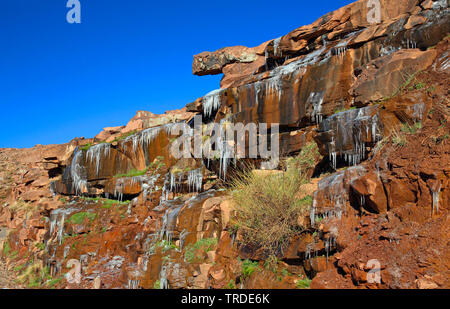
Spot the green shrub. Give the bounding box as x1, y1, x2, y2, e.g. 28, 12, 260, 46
230, 168, 309, 257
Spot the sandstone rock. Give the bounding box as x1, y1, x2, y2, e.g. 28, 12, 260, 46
351, 171, 388, 213
209, 267, 225, 281
405, 15, 427, 30
415, 277, 438, 289
21, 189, 49, 202
206, 251, 216, 264
121, 109, 194, 134
193, 43, 268, 77
219, 199, 234, 229
352, 49, 437, 104
95, 126, 125, 142
193, 263, 212, 289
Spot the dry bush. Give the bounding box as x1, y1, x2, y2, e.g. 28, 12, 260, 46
229, 168, 310, 257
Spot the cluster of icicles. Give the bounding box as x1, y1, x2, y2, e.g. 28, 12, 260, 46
320, 106, 382, 170
67, 122, 182, 196
306, 165, 367, 265
167, 168, 204, 193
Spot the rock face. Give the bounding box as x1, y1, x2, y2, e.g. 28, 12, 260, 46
1, 0, 449, 290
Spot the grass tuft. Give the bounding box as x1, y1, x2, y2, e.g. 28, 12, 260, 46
241, 259, 259, 279
184, 238, 218, 263
114, 168, 148, 178
296, 278, 312, 289
69, 212, 96, 225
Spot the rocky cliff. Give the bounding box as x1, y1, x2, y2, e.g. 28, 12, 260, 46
1, 0, 449, 289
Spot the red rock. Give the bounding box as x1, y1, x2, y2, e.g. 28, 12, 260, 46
351, 172, 388, 213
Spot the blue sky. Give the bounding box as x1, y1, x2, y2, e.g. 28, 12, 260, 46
0, 0, 354, 148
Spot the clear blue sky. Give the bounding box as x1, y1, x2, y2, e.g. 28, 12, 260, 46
0, 0, 354, 148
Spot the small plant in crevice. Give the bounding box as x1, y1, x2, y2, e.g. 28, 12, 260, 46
333, 106, 356, 115
239, 259, 259, 280
225, 279, 236, 289
296, 277, 312, 289
111, 130, 137, 143
79, 143, 93, 151
114, 167, 149, 178
150, 240, 178, 254
314, 215, 324, 224
391, 129, 408, 147
184, 238, 218, 263
285, 142, 320, 174
153, 279, 161, 289
46, 277, 63, 288
400, 122, 422, 135
34, 242, 46, 251
263, 255, 280, 274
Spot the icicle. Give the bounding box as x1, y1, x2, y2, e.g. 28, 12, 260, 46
114, 178, 125, 202
49, 207, 78, 245
312, 166, 366, 224
202, 89, 223, 117
254, 82, 262, 106
310, 192, 317, 225
128, 280, 140, 289
432, 183, 442, 214
63, 246, 70, 259
360, 195, 366, 207
309, 92, 325, 124
158, 201, 184, 242
86, 143, 111, 176
187, 168, 203, 192
159, 264, 169, 289
216, 119, 236, 180
273, 37, 282, 57
70, 148, 88, 195
178, 230, 189, 252
376, 162, 381, 181
320, 106, 382, 168
123, 126, 162, 153
265, 75, 283, 101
